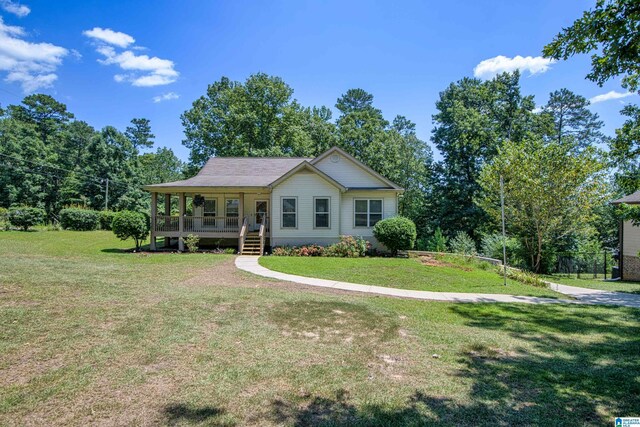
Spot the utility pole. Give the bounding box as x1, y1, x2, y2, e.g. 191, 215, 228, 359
104, 178, 109, 210
500, 175, 507, 286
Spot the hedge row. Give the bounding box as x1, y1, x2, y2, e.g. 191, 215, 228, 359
60, 208, 100, 231
59, 208, 117, 231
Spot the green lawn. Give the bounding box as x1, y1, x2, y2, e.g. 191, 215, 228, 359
544, 275, 640, 294
259, 255, 563, 298
2, 231, 640, 425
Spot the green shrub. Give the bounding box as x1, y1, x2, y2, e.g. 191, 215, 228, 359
7, 206, 46, 231
185, 234, 200, 253
325, 236, 369, 258
480, 233, 523, 265
112, 210, 150, 250
223, 248, 236, 254
59, 208, 100, 231
426, 227, 448, 252
99, 210, 116, 230
449, 231, 477, 256
373, 216, 417, 254
0, 207, 8, 231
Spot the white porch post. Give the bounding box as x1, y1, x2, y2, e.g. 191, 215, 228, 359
178, 192, 185, 251
239, 192, 244, 228
164, 193, 171, 248
150, 192, 157, 251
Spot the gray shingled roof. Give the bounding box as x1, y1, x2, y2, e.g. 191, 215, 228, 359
145, 157, 312, 188
612, 190, 640, 205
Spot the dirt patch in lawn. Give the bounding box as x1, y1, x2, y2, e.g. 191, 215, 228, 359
269, 300, 399, 344
419, 255, 472, 271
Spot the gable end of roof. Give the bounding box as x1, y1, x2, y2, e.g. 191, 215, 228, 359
310, 146, 403, 190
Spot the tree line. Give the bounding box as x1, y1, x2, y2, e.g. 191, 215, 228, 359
0, 95, 184, 218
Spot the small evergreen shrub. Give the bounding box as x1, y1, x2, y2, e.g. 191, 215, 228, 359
112, 210, 150, 250
99, 210, 116, 230
449, 231, 477, 256
185, 234, 200, 253
325, 236, 369, 258
7, 206, 46, 231
373, 216, 417, 255
426, 227, 448, 252
60, 208, 100, 231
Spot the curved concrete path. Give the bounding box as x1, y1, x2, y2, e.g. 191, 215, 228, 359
236, 256, 640, 307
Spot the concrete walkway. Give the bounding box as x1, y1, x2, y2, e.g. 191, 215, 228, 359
235, 256, 640, 308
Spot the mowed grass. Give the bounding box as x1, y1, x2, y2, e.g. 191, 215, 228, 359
1, 231, 640, 425
259, 255, 563, 298
544, 274, 640, 294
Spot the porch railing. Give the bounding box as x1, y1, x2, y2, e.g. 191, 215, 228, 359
155, 215, 180, 232
154, 215, 242, 233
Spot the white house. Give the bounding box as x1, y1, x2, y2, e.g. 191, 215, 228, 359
612, 190, 640, 280
144, 147, 403, 254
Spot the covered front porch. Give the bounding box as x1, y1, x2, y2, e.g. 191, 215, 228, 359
149, 190, 270, 253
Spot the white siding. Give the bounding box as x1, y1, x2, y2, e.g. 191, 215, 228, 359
314, 153, 387, 188
623, 220, 640, 257
270, 170, 341, 246
340, 190, 399, 245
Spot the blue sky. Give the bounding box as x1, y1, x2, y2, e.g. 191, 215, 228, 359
0, 0, 636, 161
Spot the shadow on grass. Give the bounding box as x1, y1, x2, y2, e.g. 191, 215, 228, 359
270, 389, 496, 426
100, 248, 130, 253
164, 404, 227, 425
267, 304, 640, 426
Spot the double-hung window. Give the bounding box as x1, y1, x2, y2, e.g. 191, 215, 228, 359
204, 199, 217, 227
314, 197, 330, 228
354, 199, 383, 227
204, 199, 216, 217
282, 197, 297, 228
225, 198, 239, 228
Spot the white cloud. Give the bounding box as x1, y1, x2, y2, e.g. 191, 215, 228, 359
153, 91, 179, 103
474, 55, 555, 79
84, 29, 178, 87
589, 90, 635, 105
0, 17, 68, 92
1, 0, 30, 17
83, 27, 134, 48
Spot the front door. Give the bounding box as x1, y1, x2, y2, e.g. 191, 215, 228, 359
255, 200, 268, 230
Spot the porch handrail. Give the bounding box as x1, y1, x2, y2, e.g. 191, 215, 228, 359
238, 216, 248, 254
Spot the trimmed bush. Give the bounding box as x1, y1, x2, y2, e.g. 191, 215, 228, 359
112, 210, 150, 250
373, 216, 416, 255
99, 210, 116, 230
7, 206, 46, 231
60, 208, 100, 231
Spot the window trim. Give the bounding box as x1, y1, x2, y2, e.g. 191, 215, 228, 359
280, 196, 298, 229
354, 198, 383, 228
313, 197, 331, 229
